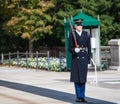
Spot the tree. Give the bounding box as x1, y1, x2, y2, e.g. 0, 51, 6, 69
0, 0, 120, 53
95, 0, 120, 45
4, 0, 54, 54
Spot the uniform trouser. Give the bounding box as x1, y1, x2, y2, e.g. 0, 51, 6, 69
74, 82, 85, 99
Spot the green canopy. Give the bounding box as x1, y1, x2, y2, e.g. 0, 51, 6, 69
64, 12, 100, 27
73, 12, 100, 26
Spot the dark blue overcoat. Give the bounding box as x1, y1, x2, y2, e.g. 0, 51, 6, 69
68, 30, 91, 83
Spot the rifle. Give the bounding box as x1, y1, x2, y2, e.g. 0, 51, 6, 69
66, 11, 79, 48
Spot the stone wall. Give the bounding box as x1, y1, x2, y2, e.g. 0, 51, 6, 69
108, 39, 120, 71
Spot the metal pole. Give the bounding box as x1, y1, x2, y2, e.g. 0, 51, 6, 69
26, 51, 28, 69
98, 15, 101, 70
59, 51, 62, 72
47, 51, 50, 71
17, 51, 19, 67
1, 53, 4, 64
91, 58, 98, 84
36, 51, 38, 70
9, 52, 11, 66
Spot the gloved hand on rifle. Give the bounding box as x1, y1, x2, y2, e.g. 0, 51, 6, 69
74, 48, 80, 53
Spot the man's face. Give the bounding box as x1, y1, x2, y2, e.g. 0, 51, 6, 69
75, 25, 83, 32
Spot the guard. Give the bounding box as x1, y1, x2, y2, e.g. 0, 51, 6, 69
68, 18, 91, 103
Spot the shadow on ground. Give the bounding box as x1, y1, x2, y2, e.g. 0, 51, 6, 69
0, 80, 117, 104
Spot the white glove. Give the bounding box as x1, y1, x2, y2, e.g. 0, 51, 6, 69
74, 48, 80, 53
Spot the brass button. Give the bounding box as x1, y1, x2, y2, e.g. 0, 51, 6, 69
77, 57, 79, 59
79, 47, 82, 50
82, 57, 84, 59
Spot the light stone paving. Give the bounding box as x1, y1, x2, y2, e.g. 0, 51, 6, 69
0, 66, 120, 104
